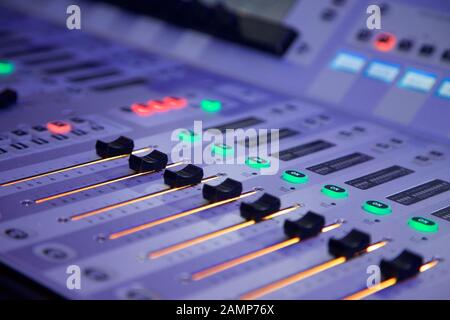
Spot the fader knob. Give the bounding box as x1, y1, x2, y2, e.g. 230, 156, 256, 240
202, 178, 243, 203
379, 250, 423, 281
163, 164, 204, 188
0, 88, 18, 109
283, 211, 325, 239
95, 136, 134, 158
240, 193, 281, 221
129, 149, 168, 172
328, 229, 371, 258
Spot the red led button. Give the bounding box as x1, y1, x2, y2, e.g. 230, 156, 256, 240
131, 103, 153, 117
163, 96, 187, 109
46, 121, 72, 134
374, 32, 397, 52
147, 100, 169, 112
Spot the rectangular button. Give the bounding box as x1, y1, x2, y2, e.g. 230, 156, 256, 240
398, 69, 436, 92
365, 61, 400, 83
330, 52, 366, 73
437, 79, 450, 99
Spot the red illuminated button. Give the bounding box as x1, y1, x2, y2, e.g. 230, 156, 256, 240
46, 121, 72, 134
131, 103, 153, 117
374, 32, 397, 52
163, 96, 187, 109
147, 100, 169, 112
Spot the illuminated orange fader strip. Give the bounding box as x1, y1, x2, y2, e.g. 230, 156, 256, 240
34, 162, 183, 204
240, 240, 389, 300
0, 147, 151, 187
191, 221, 342, 281
70, 175, 220, 221
343, 259, 439, 300
148, 204, 302, 259
109, 189, 258, 240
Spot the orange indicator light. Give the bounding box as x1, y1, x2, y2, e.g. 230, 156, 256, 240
374, 32, 397, 52
46, 121, 72, 134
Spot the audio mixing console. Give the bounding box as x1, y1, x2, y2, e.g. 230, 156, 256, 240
0, 0, 449, 300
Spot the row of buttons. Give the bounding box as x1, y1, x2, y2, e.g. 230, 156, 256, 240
356, 30, 450, 63
330, 51, 450, 97
279, 170, 439, 233
128, 96, 222, 117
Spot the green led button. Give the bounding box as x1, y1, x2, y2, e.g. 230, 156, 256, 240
321, 184, 348, 199
212, 143, 234, 157
178, 129, 200, 143
201, 99, 222, 113
282, 170, 309, 184
363, 200, 392, 216
246, 156, 271, 169
0, 61, 14, 76
408, 216, 438, 233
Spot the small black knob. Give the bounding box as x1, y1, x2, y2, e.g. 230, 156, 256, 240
328, 229, 371, 259
129, 149, 168, 172
240, 193, 281, 222
0, 88, 18, 109
380, 250, 423, 281
284, 211, 325, 240
202, 178, 243, 203
163, 164, 203, 188
95, 136, 134, 158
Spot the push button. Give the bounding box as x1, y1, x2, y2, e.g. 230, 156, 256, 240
282, 170, 308, 184
408, 216, 438, 233
374, 32, 396, 52
212, 143, 234, 157
178, 129, 200, 143
245, 156, 271, 169
46, 121, 72, 135
0, 60, 14, 76
201, 99, 222, 113
321, 184, 348, 199
363, 200, 392, 215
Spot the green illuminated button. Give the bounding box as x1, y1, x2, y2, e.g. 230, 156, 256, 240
178, 129, 200, 143
408, 216, 438, 233
246, 156, 271, 169
363, 200, 392, 215
212, 143, 234, 157
321, 184, 348, 199
0, 61, 14, 76
282, 170, 309, 184
201, 99, 222, 113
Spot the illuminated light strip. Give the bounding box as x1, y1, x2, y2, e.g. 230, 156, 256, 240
148, 204, 302, 259
0, 147, 152, 187
70, 175, 219, 221
343, 259, 439, 300
191, 221, 343, 281
34, 162, 183, 204
109, 190, 258, 240
240, 240, 388, 300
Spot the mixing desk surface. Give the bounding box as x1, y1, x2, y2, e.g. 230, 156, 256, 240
0, 0, 449, 300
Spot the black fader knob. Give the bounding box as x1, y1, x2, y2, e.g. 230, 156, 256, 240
0, 88, 18, 109
202, 178, 243, 203
380, 250, 423, 281
284, 211, 325, 240
95, 136, 134, 158
328, 229, 371, 259
129, 149, 168, 172
240, 193, 281, 222
163, 164, 203, 188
